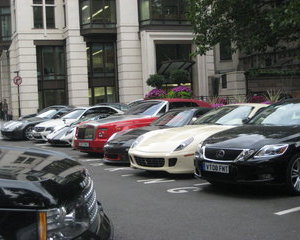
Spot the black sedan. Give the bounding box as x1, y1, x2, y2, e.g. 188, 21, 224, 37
194, 99, 300, 195
104, 107, 211, 164
1, 107, 72, 140
0, 145, 112, 240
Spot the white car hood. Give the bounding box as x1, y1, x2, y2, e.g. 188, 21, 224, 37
35, 119, 76, 128
132, 125, 235, 153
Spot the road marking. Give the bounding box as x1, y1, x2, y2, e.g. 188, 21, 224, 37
121, 174, 134, 177
167, 187, 201, 194
35, 143, 48, 146
275, 207, 300, 216
89, 163, 104, 166
80, 159, 102, 162
104, 167, 133, 172
137, 179, 175, 184
193, 182, 210, 186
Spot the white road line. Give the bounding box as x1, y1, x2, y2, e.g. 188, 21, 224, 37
193, 182, 210, 186
104, 167, 133, 172
137, 179, 175, 184
79, 159, 102, 162
89, 163, 104, 166
35, 143, 48, 146
121, 174, 134, 177
274, 207, 300, 216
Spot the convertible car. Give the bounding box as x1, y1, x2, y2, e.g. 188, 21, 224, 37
1, 106, 72, 140
194, 99, 300, 195
103, 107, 211, 164
129, 103, 267, 174
0, 145, 112, 239
73, 98, 211, 155
31, 105, 124, 141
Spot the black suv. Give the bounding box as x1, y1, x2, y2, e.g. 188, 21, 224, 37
0, 146, 112, 239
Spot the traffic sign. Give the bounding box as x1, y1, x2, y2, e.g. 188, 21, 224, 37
13, 76, 22, 86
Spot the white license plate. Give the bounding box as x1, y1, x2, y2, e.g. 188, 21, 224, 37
203, 162, 229, 174
79, 142, 89, 147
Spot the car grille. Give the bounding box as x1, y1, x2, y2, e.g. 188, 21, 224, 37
34, 127, 45, 132
204, 147, 243, 161
134, 156, 165, 167
82, 176, 98, 223
77, 126, 95, 140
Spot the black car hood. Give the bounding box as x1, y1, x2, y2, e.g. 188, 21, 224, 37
205, 125, 300, 150
109, 125, 167, 147
0, 146, 86, 209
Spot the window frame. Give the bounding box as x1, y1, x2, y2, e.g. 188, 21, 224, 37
32, 0, 56, 29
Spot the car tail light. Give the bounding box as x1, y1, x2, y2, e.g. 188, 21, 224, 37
98, 128, 108, 138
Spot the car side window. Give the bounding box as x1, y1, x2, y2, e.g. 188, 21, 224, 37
157, 105, 167, 115
169, 102, 194, 109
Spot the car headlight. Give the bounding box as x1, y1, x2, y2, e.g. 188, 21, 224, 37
254, 144, 289, 158
173, 137, 194, 152
46, 127, 54, 132
131, 135, 144, 149
195, 142, 204, 159
236, 149, 256, 161
46, 199, 90, 239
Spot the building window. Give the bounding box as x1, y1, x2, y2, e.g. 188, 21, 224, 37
0, 7, 11, 41
33, 0, 55, 29
86, 42, 117, 104
221, 74, 227, 88
139, 0, 189, 25
36, 45, 66, 108
219, 40, 232, 61
80, 0, 116, 29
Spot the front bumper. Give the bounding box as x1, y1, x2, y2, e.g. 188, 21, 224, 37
74, 139, 107, 153
104, 144, 130, 164
194, 156, 289, 184
129, 150, 195, 174
31, 130, 52, 141
1, 129, 24, 140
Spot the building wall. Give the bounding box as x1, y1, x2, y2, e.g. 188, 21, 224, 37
116, 0, 143, 103
8, 0, 89, 118
3, 0, 214, 118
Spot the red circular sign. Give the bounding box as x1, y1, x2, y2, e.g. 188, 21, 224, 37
13, 76, 22, 86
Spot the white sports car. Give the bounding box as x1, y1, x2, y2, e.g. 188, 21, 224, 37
31, 105, 123, 141
128, 103, 268, 174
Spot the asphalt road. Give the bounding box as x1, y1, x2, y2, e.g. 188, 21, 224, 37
1, 139, 300, 240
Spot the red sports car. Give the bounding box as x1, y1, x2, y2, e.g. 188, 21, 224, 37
73, 99, 211, 155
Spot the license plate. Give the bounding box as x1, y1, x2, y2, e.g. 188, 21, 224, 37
79, 142, 89, 147
203, 162, 229, 174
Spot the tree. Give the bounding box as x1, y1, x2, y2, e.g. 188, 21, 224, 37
186, 0, 300, 55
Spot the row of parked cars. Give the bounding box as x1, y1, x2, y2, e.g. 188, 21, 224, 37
2, 98, 300, 239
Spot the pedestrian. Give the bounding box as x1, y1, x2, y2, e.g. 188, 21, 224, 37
2, 99, 8, 121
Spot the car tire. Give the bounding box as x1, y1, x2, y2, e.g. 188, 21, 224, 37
286, 153, 300, 195
24, 126, 34, 140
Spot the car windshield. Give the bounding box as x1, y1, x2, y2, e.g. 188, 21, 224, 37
152, 110, 193, 127
193, 105, 253, 125
124, 101, 165, 115
61, 109, 86, 119
36, 109, 59, 118
248, 102, 300, 126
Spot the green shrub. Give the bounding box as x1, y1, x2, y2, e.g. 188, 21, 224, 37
146, 74, 165, 89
